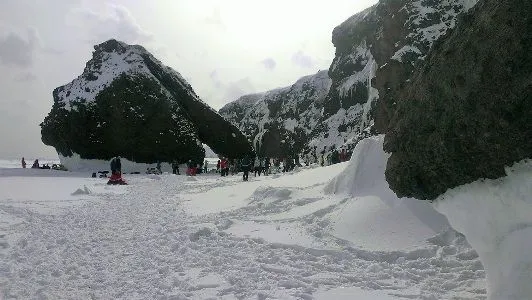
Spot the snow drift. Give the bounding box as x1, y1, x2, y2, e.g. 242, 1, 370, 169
435, 159, 532, 300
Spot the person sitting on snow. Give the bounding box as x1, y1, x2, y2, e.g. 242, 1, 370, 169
110, 156, 122, 175
31, 159, 39, 169
108, 156, 126, 185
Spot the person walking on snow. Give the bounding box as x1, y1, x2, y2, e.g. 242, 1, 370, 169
241, 155, 251, 181
254, 156, 262, 176
220, 157, 229, 176
21, 157, 26, 168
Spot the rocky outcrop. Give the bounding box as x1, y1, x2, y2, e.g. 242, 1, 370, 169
219, 71, 332, 158
41, 39, 253, 164
384, 0, 532, 200
220, 0, 477, 159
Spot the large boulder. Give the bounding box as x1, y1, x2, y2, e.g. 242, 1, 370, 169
384, 0, 532, 200
41, 39, 253, 164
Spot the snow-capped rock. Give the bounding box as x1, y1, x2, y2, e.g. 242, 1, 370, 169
219, 0, 478, 159
41, 39, 253, 165
384, 0, 532, 200
219, 70, 332, 158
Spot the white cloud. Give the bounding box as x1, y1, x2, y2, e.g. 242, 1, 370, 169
222, 77, 255, 102
260, 58, 276, 70
291, 50, 315, 68
15, 72, 38, 82
0, 28, 39, 67
68, 3, 152, 44
205, 7, 225, 29
208, 70, 256, 106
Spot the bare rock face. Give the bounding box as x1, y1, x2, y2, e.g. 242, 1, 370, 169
41, 39, 253, 164
219, 71, 332, 158
220, 0, 477, 159
384, 0, 532, 200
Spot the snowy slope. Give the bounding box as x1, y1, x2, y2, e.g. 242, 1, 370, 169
0, 135, 490, 299
54, 40, 191, 111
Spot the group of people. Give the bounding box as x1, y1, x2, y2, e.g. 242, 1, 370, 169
101, 144, 353, 184
21, 157, 66, 170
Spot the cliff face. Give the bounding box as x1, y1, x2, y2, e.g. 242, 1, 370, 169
219, 71, 332, 158
384, 0, 532, 200
220, 0, 477, 159
41, 39, 253, 164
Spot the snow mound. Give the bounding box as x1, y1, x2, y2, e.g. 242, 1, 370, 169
59, 152, 174, 174
146, 174, 161, 181
435, 159, 532, 299
324, 135, 449, 250
249, 186, 293, 204
71, 185, 91, 195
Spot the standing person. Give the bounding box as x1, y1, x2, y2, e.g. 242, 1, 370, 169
254, 156, 261, 176
263, 157, 271, 175
186, 160, 196, 176
216, 160, 221, 173
21, 157, 26, 168
204, 159, 208, 174
220, 157, 228, 176
241, 155, 251, 181
172, 160, 180, 175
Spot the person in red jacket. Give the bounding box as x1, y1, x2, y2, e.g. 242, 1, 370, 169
220, 157, 229, 177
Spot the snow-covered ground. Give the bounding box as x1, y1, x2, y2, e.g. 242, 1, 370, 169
0, 137, 490, 299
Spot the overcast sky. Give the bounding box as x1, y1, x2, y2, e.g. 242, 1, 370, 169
0, 0, 377, 159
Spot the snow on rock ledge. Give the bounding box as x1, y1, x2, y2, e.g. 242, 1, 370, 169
434, 159, 532, 300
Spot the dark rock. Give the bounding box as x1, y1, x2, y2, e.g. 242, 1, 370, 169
384, 0, 532, 200
219, 71, 331, 158
41, 39, 253, 164
220, 0, 477, 160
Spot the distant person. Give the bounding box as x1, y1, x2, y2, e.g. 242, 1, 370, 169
241, 156, 251, 181
220, 157, 229, 177
110, 156, 122, 174
31, 159, 39, 169
254, 156, 262, 176
108, 156, 127, 185
186, 160, 196, 176
172, 160, 180, 175
263, 157, 271, 175
216, 160, 221, 173
21, 157, 26, 168
204, 159, 208, 174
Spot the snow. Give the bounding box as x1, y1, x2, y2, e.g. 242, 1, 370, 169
325, 136, 449, 251
0, 141, 488, 298
337, 41, 373, 98
391, 45, 422, 62
58, 152, 185, 174
434, 159, 532, 300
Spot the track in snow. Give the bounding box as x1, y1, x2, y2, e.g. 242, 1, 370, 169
1, 175, 486, 299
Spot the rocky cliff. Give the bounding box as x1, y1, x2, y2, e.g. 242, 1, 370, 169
41, 39, 253, 164
219, 71, 332, 158
220, 0, 478, 158
384, 0, 532, 200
